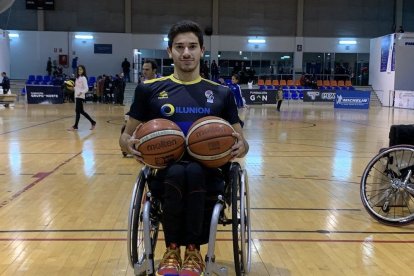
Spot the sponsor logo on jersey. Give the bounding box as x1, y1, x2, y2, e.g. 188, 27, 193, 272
158, 91, 169, 99
161, 103, 210, 117
205, 90, 214, 103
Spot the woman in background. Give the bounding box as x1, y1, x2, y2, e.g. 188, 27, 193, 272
67, 65, 96, 131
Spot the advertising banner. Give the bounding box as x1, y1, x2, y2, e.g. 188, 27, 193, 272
394, 90, 414, 109
334, 90, 370, 109
303, 90, 336, 102
26, 85, 64, 104
241, 89, 276, 104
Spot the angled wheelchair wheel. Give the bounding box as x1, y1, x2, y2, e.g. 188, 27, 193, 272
231, 163, 252, 275
127, 167, 160, 275
360, 145, 414, 226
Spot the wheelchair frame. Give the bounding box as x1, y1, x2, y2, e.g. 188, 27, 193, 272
127, 162, 252, 276
360, 145, 414, 226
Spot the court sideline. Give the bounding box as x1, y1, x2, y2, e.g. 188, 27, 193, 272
1, 96, 414, 275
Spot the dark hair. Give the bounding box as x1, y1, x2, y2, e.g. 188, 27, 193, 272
143, 59, 158, 71
76, 65, 87, 79
232, 74, 240, 81
168, 20, 204, 48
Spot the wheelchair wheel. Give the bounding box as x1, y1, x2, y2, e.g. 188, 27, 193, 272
127, 167, 160, 275
231, 163, 252, 275
360, 145, 414, 226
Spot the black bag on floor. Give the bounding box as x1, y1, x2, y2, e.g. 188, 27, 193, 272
389, 124, 414, 147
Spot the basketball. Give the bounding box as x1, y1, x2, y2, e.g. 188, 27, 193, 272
186, 116, 237, 168
64, 80, 74, 87
133, 119, 185, 169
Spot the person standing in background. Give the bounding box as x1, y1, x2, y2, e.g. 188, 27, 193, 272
0, 72, 11, 108
229, 74, 245, 109
46, 57, 52, 76
122, 58, 131, 82
67, 65, 96, 131
71, 57, 78, 74
210, 60, 219, 81
276, 86, 283, 112
141, 59, 158, 81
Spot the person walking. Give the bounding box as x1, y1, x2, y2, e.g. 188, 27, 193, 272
67, 65, 96, 131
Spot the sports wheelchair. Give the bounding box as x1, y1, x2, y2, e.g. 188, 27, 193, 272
360, 145, 414, 226
127, 162, 252, 275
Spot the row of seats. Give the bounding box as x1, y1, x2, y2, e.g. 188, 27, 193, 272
258, 79, 301, 87
26, 75, 97, 86
258, 79, 353, 87
258, 79, 354, 91
316, 80, 352, 87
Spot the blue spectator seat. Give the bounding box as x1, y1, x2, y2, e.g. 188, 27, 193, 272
283, 91, 291, 100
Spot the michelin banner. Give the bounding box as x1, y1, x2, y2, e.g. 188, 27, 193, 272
334, 90, 370, 109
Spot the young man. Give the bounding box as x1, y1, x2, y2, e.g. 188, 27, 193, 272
142, 59, 158, 81
120, 20, 249, 276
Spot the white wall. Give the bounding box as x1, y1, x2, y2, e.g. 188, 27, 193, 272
0, 30, 10, 75
369, 32, 414, 106
7, 30, 371, 80
394, 33, 414, 91
369, 35, 396, 106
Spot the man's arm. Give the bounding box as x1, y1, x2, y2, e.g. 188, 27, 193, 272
230, 123, 249, 159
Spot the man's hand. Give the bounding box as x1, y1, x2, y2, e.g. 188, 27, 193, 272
127, 124, 144, 163
230, 132, 248, 159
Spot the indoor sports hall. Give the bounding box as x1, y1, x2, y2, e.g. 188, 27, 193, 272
1, 1, 414, 275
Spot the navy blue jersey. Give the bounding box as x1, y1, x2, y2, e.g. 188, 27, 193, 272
128, 75, 240, 135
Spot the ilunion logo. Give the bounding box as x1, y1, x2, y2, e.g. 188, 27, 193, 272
161, 104, 175, 116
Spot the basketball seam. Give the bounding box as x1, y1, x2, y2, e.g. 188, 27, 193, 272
138, 130, 184, 145
187, 148, 233, 161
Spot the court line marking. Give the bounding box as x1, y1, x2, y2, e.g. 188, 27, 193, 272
0, 116, 73, 135
0, 237, 414, 244
1, 229, 414, 234
0, 151, 82, 209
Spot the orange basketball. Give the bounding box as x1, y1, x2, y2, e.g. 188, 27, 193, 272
186, 116, 237, 168
133, 119, 185, 169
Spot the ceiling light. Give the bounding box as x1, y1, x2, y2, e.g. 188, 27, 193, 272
75, 35, 93, 39
8, 33, 19, 38
248, 39, 266, 44
339, 40, 356, 45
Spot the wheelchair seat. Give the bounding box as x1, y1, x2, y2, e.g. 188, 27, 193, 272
127, 162, 251, 276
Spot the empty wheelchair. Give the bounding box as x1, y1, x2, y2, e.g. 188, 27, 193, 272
360, 145, 414, 226
127, 162, 252, 275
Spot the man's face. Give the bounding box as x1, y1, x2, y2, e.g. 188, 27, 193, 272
142, 63, 155, 80
167, 32, 204, 74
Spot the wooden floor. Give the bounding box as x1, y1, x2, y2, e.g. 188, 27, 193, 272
1, 99, 414, 275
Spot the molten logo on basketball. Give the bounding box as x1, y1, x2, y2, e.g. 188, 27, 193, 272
195, 126, 226, 138
147, 139, 177, 151
207, 141, 221, 150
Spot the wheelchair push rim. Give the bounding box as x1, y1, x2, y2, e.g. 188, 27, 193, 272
231, 164, 252, 275
360, 145, 414, 226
